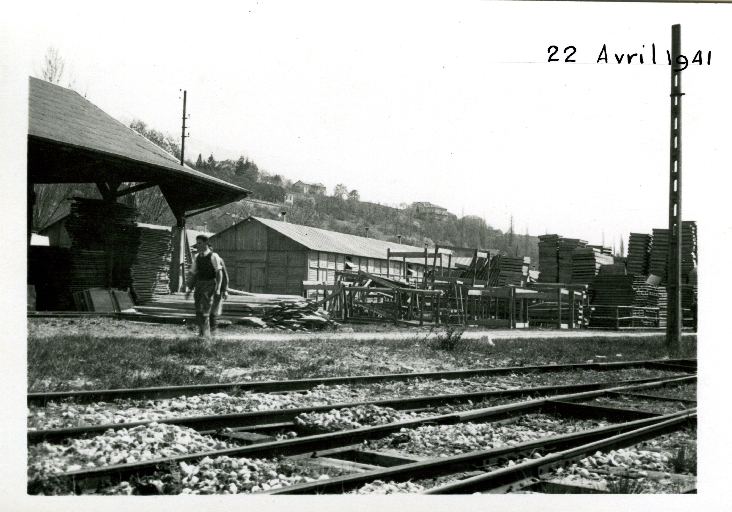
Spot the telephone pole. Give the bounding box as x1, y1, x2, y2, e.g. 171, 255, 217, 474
666, 24, 683, 351
180, 90, 188, 165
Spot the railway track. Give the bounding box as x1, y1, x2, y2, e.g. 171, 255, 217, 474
28, 357, 696, 406
28, 374, 693, 444
28, 374, 696, 495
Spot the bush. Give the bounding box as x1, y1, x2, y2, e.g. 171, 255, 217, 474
430, 325, 467, 351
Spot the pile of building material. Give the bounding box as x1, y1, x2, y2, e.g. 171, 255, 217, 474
571, 247, 615, 285
589, 275, 667, 328
130, 225, 173, 304
537, 235, 560, 282
681, 221, 698, 284
648, 228, 670, 281
557, 238, 587, 283
65, 198, 140, 292
72, 288, 136, 313
486, 255, 528, 286
627, 233, 652, 276
136, 292, 335, 330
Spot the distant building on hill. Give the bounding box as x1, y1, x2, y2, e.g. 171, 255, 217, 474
292, 180, 326, 195
413, 201, 449, 221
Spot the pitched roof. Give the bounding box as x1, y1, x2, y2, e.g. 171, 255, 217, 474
28, 77, 248, 213
233, 217, 435, 263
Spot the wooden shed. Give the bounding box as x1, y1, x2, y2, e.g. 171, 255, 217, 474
210, 217, 430, 295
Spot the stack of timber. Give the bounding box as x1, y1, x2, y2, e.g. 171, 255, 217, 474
627, 233, 652, 276
589, 275, 667, 328
137, 292, 335, 330
537, 235, 560, 282
130, 226, 173, 304
487, 255, 528, 286
633, 275, 666, 327
557, 238, 587, 283
65, 198, 140, 293
571, 246, 614, 285
67, 249, 107, 293
648, 228, 669, 281
591, 275, 637, 307
681, 221, 698, 284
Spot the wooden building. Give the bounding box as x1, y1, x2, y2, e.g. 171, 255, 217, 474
210, 216, 431, 295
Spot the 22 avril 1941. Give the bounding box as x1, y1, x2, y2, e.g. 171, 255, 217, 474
548, 44, 711, 70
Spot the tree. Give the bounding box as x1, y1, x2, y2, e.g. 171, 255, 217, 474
619, 236, 625, 258
32, 46, 94, 231
40, 46, 65, 85
234, 156, 259, 182
196, 154, 204, 169
333, 184, 348, 200
347, 189, 360, 202
206, 154, 217, 171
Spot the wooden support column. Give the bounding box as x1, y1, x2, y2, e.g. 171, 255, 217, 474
96, 181, 121, 289
509, 287, 516, 329
556, 288, 563, 330
386, 249, 390, 279
170, 215, 187, 293
568, 290, 576, 330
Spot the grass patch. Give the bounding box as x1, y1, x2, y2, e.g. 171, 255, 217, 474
606, 476, 646, 494
669, 444, 697, 475
28, 322, 696, 392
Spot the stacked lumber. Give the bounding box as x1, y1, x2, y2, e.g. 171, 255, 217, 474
681, 221, 698, 284
627, 233, 652, 275
68, 250, 107, 293
572, 247, 614, 285
648, 229, 669, 281
65, 198, 140, 292
591, 275, 637, 306
558, 238, 587, 283
537, 235, 560, 282
130, 226, 173, 304
137, 292, 336, 330
487, 255, 526, 286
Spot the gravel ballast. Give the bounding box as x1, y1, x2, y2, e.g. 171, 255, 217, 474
28, 368, 679, 430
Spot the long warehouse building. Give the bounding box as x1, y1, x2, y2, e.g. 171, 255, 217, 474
210, 217, 435, 295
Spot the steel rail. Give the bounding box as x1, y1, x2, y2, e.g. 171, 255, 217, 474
423, 410, 696, 494
27, 358, 697, 406
266, 408, 696, 494
28, 374, 693, 444
31, 375, 694, 492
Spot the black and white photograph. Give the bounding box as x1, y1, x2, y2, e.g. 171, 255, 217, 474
1, 0, 731, 509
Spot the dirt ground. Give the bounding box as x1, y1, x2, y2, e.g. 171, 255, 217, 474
27, 316, 698, 342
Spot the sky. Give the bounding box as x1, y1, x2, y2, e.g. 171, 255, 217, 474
2, 1, 730, 247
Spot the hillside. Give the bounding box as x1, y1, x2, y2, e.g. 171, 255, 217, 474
129, 121, 541, 266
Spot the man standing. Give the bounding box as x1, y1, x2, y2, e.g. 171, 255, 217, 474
187, 235, 228, 337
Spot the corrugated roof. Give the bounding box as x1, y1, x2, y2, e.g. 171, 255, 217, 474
28, 77, 248, 196
249, 217, 434, 263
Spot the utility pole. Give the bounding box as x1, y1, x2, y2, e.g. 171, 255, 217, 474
667, 24, 683, 352
180, 90, 189, 165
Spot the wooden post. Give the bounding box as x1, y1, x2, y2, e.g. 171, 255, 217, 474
432, 246, 439, 284
386, 248, 390, 279
170, 215, 188, 293
556, 288, 563, 329
472, 249, 478, 287
568, 289, 576, 330
615, 306, 620, 330
509, 287, 516, 329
